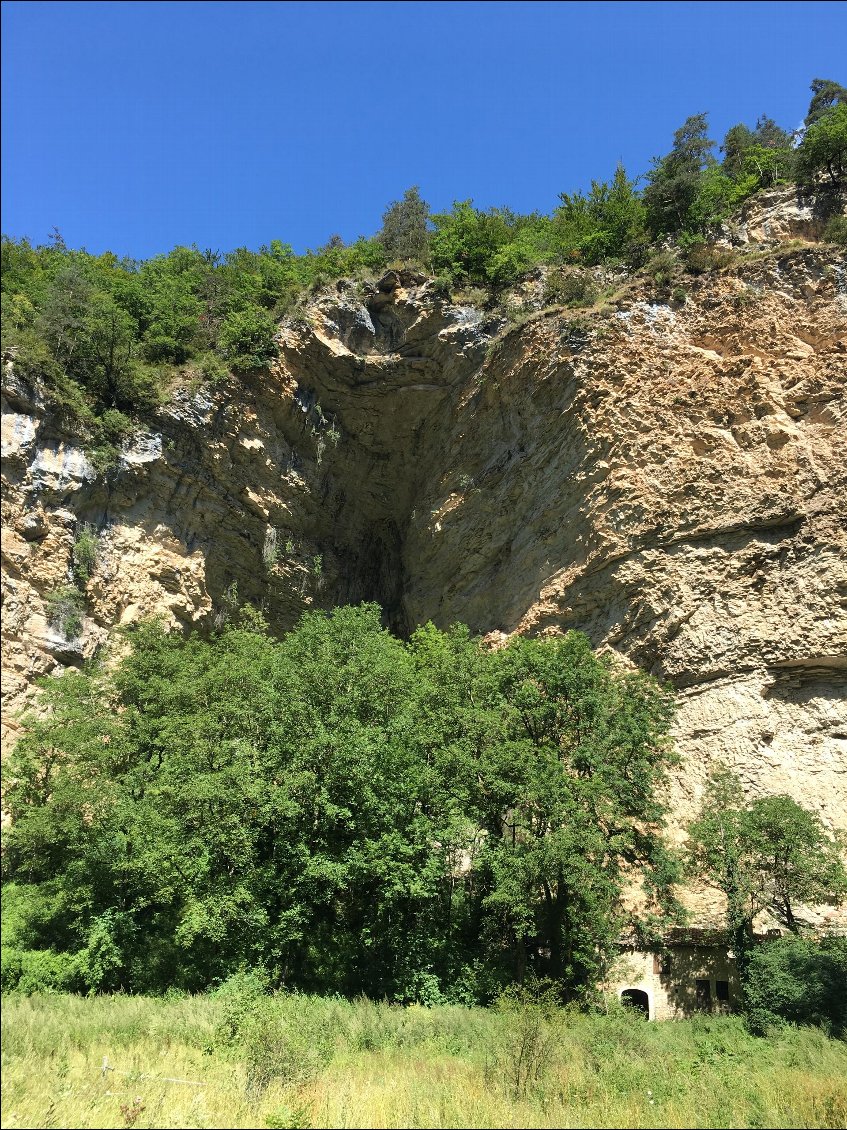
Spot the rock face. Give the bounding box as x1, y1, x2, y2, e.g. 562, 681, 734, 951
3, 220, 846, 928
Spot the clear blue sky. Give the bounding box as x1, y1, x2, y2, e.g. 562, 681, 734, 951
2, 0, 844, 259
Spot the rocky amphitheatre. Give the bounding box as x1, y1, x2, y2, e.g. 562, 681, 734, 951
2, 188, 846, 928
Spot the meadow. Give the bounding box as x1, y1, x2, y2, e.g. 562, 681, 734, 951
2, 991, 846, 1130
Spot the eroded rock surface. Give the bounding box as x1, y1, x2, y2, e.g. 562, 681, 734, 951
3, 224, 846, 927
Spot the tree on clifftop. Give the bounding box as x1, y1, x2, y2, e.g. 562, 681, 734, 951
643, 113, 715, 235
804, 77, 847, 128
796, 103, 847, 188
377, 186, 431, 263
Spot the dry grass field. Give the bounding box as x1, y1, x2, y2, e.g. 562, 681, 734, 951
2, 991, 846, 1130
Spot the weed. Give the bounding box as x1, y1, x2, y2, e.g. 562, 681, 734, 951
119, 1097, 146, 1127
3, 994, 847, 1129
732, 284, 759, 309
542, 269, 597, 308
72, 522, 99, 585
454, 286, 490, 308
559, 316, 592, 350
45, 586, 86, 639
489, 981, 562, 1100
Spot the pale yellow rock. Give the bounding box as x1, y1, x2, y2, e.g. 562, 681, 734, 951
2, 213, 846, 929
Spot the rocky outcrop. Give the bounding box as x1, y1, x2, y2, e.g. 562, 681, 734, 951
2, 220, 846, 927
722, 183, 843, 245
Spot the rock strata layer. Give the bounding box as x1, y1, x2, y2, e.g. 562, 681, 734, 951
3, 215, 846, 928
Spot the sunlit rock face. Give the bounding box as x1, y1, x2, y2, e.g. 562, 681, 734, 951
3, 212, 846, 929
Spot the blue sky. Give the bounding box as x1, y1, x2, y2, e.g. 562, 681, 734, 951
2, 1, 844, 259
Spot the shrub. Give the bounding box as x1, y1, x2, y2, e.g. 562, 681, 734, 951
543, 269, 597, 307
218, 307, 277, 372
824, 214, 847, 246
45, 586, 86, 639
682, 240, 735, 274
195, 351, 229, 385
743, 936, 847, 1037
430, 274, 452, 299
72, 523, 98, 585
214, 982, 335, 1096
0, 946, 81, 994
645, 249, 681, 295
489, 981, 562, 1099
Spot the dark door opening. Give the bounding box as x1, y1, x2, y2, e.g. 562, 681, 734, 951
620, 988, 650, 1018
696, 978, 712, 1010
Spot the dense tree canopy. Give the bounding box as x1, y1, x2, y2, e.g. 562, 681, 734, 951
2, 606, 680, 1003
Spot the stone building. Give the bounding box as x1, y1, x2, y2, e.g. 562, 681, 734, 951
609, 928, 767, 1020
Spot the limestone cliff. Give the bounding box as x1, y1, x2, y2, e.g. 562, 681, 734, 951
3, 196, 846, 927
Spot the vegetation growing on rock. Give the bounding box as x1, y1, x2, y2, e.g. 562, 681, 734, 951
1, 78, 843, 461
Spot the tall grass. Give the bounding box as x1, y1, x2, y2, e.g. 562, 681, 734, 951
2, 992, 845, 1129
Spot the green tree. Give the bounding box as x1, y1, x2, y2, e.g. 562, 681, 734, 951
430, 202, 551, 287
687, 771, 847, 975
478, 633, 680, 998
804, 77, 847, 128
217, 307, 277, 372
553, 165, 647, 265
78, 292, 140, 408
138, 249, 205, 363
722, 116, 794, 187
796, 102, 847, 188
38, 262, 95, 368
3, 609, 681, 1003
644, 113, 716, 235
377, 187, 431, 263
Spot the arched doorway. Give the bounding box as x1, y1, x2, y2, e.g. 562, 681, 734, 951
620, 988, 651, 1018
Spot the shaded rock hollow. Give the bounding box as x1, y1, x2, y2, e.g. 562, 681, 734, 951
2, 222, 846, 928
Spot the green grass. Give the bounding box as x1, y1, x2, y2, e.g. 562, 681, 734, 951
2, 993, 846, 1129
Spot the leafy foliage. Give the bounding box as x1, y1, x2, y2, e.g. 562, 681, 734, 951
430, 201, 553, 287
217, 306, 277, 372
1, 78, 840, 461
824, 213, 847, 246
377, 186, 431, 263
796, 102, 847, 188
2, 606, 679, 1002
44, 585, 86, 639
743, 936, 847, 1036
0, 231, 388, 448
71, 523, 99, 585
687, 770, 847, 974
644, 113, 716, 235
804, 78, 847, 128
553, 165, 648, 265
722, 117, 795, 188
